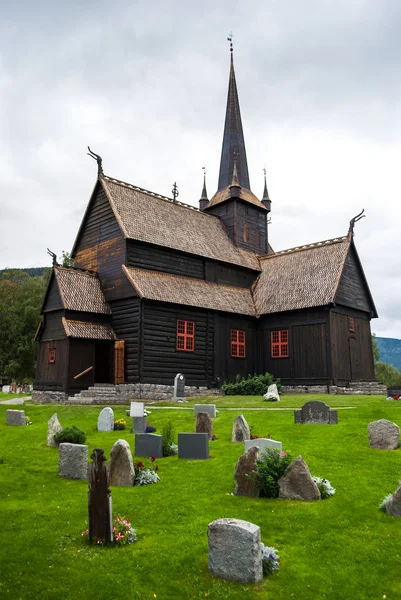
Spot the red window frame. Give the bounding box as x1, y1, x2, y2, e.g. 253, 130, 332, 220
271, 330, 289, 358
49, 349, 56, 364
231, 329, 246, 358
348, 317, 355, 333
176, 320, 195, 352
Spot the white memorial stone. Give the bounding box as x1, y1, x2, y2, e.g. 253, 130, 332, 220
130, 402, 145, 417
194, 404, 217, 418
47, 413, 63, 446
244, 438, 282, 453
263, 384, 280, 402
2, 385, 10, 394
97, 407, 114, 432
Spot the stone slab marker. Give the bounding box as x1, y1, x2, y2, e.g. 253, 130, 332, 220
232, 415, 250, 442
294, 401, 338, 424
278, 455, 320, 500
47, 413, 63, 446
194, 404, 216, 418
97, 407, 114, 432
208, 518, 263, 583
130, 402, 145, 417
59, 443, 88, 480
234, 446, 260, 497
244, 438, 282, 453
178, 433, 209, 459
196, 412, 213, 439
172, 373, 186, 400
384, 481, 401, 516
109, 439, 135, 486
132, 416, 146, 434
263, 383, 280, 402
368, 419, 400, 450
135, 433, 163, 458
6, 409, 26, 426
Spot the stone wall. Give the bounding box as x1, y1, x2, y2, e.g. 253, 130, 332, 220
116, 383, 209, 401
32, 390, 68, 403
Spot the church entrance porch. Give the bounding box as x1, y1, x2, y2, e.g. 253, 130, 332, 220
67, 339, 114, 396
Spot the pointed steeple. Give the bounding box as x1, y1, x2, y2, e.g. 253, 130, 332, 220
261, 168, 272, 213
199, 168, 209, 210
217, 43, 250, 191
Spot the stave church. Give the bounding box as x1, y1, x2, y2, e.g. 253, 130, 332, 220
34, 47, 379, 400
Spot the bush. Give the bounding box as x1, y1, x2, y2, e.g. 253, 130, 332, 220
221, 372, 281, 396
255, 448, 292, 498
162, 421, 177, 456
53, 426, 86, 446
375, 361, 401, 388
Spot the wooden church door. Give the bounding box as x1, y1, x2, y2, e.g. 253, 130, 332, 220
349, 337, 361, 381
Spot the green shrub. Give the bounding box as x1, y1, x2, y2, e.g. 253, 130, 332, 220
161, 421, 177, 456
53, 426, 86, 446
375, 361, 401, 388
221, 372, 281, 396
255, 448, 292, 498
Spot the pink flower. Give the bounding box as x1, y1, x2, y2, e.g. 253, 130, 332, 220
125, 519, 130, 525
116, 533, 123, 540
281, 452, 287, 457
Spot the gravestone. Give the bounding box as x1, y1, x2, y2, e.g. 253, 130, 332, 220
232, 415, 250, 442
97, 407, 114, 432
194, 404, 217, 418
135, 433, 163, 458
132, 417, 146, 434
2, 385, 10, 393
59, 443, 88, 480
278, 455, 321, 500
244, 438, 282, 453
109, 439, 135, 487
6, 409, 26, 426
383, 481, 401, 516
178, 433, 209, 459
47, 413, 62, 446
11, 381, 17, 393
196, 412, 213, 439
234, 446, 260, 497
263, 384, 280, 402
173, 373, 186, 400
130, 402, 145, 417
88, 448, 113, 544
294, 401, 338, 424
368, 419, 400, 450
208, 518, 263, 584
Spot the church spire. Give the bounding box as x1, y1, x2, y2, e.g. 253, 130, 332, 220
262, 167, 272, 213
199, 167, 209, 210
217, 37, 251, 191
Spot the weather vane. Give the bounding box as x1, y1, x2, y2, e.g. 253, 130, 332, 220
227, 32, 233, 54
172, 182, 179, 203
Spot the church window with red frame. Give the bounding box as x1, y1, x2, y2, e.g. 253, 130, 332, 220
176, 320, 195, 351
231, 329, 246, 358
49, 349, 56, 363
271, 330, 289, 358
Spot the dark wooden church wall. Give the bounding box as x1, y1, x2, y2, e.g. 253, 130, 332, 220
330, 308, 375, 384
127, 241, 205, 279
40, 311, 66, 341
67, 339, 96, 393
43, 275, 63, 312
205, 261, 258, 288
207, 203, 235, 242
109, 297, 141, 383
141, 301, 214, 386
235, 202, 267, 255
258, 309, 330, 384
213, 313, 257, 383
64, 310, 112, 325
335, 246, 372, 313
34, 339, 69, 392
73, 184, 132, 301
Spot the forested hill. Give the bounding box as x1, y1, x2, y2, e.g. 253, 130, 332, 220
0, 267, 48, 278
377, 337, 401, 370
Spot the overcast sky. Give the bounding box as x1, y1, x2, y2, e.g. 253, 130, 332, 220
1, 0, 400, 338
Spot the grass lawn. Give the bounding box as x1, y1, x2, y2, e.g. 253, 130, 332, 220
1, 395, 400, 600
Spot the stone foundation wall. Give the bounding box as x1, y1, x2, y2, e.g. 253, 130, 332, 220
116, 383, 209, 401
32, 390, 68, 403
282, 383, 386, 395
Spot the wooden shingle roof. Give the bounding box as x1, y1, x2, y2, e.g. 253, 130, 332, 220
54, 267, 111, 314
101, 176, 260, 271
62, 318, 116, 340
123, 266, 256, 316
253, 237, 351, 315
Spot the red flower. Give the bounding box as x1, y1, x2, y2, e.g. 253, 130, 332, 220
137, 461, 143, 468
155, 465, 159, 471
394, 395, 400, 400
151, 456, 156, 462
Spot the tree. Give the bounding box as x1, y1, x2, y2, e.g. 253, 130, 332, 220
371, 333, 380, 363
375, 361, 401, 388
61, 251, 74, 268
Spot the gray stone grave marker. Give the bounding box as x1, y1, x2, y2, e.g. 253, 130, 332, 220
194, 404, 217, 418
6, 409, 26, 426
234, 447, 260, 497
196, 412, 213, 439
59, 443, 88, 480
368, 419, 400, 449
232, 414, 250, 442
173, 373, 186, 400
294, 401, 338, 424
97, 407, 114, 432
244, 438, 282, 453
109, 439, 135, 487
47, 413, 63, 446
178, 433, 209, 459
208, 518, 263, 583
135, 433, 163, 458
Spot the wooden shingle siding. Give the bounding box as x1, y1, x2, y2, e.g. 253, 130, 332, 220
74, 184, 121, 251
41, 311, 66, 341
335, 246, 373, 314
109, 298, 141, 382
43, 276, 63, 312
205, 260, 258, 288
141, 302, 213, 386
127, 240, 205, 279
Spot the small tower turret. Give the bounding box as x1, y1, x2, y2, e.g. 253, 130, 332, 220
261, 168, 272, 214
199, 168, 209, 210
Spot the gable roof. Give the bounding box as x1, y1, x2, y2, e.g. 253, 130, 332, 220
62, 318, 116, 340
207, 185, 267, 210
253, 236, 352, 315
99, 176, 260, 271
43, 267, 111, 314
123, 266, 256, 316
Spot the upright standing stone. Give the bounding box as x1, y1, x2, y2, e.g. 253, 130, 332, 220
135, 433, 163, 458
194, 404, 217, 418
294, 401, 338, 424
368, 419, 400, 450
178, 433, 209, 459
263, 384, 280, 402
383, 481, 401, 516
2, 385, 10, 393
97, 407, 114, 432
88, 448, 113, 544
234, 447, 260, 497
132, 417, 147, 434
6, 409, 26, 426
109, 439, 135, 487
173, 373, 186, 400
232, 415, 250, 442
208, 518, 263, 583
244, 438, 282, 453
59, 443, 88, 480
278, 455, 320, 500
47, 413, 63, 446
130, 402, 145, 417
196, 412, 213, 439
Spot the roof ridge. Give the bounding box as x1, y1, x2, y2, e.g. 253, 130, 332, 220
55, 265, 98, 277
104, 174, 210, 216
260, 236, 348, 260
